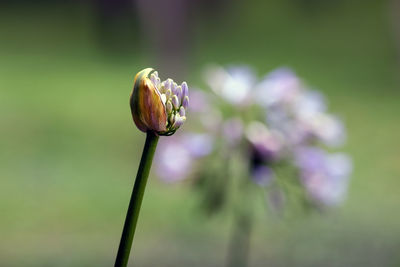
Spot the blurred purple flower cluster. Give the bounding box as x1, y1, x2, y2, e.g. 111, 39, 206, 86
155, 64, 352, 209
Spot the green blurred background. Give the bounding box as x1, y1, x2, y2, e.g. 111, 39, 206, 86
1, 0, 399, 266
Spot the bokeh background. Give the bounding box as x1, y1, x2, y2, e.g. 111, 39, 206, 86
1, 0, 399, 266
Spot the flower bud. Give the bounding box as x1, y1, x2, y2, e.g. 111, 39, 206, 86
130, 68, 189, 136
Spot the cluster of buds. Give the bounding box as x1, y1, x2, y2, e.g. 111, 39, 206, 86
130, 68, 189, 136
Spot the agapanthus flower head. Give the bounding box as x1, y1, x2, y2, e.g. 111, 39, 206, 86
130, 68, 189, 136
154, 64, 352, 211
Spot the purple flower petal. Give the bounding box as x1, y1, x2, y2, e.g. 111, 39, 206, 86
295, 147, 352, 206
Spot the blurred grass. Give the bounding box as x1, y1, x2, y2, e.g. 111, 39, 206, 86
0, 0, 399, 266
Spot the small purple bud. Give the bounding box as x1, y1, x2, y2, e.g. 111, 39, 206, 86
169, 114, 176, 125
165, 79, 172, 90
159, 81, 166, 93
172, 115, 186, 128
166, 100, 173, 114
182, 96, 189, 109
171, 82, 178, 96
181, 82, 188, 99
176, 86, 183, 100
172, 95, 179, 109
179, 106, 185, 117
150, 73, 157, 86
165, 89, 172, 99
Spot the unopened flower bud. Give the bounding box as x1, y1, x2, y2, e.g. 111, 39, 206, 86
165, 89, 172, 99
130, 68, 189, 136
171, 95, 179, 109
179, 106, 185, 117
182, 96, 189, 110
166, 100, 173, 114
181, 82, 188, 99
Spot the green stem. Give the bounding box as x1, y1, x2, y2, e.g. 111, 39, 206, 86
226, 208, 253, 267
115, 131, 159, 267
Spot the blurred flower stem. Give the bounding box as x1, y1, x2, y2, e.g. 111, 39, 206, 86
115, 132, 159, 267
226, 208, 253, 267
226, 174, 254, 267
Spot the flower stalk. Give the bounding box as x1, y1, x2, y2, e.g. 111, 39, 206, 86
115, 131, 159, 267
226, 209, 253, 267
115, 68, 189, 266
